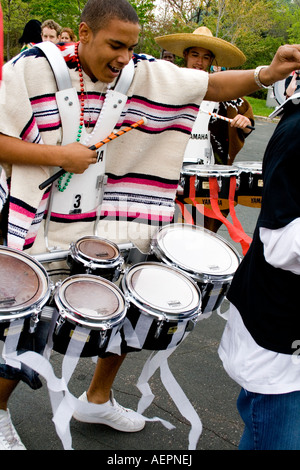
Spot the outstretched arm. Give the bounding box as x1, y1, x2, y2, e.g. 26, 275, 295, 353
205, 44, 300, 102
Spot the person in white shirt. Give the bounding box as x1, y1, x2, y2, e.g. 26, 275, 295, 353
218, 95, 300, 450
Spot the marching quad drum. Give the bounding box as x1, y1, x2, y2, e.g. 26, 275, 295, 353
150, 224, 241, 315
121, 262, 202, 351
0, 246, 50, 349
51, 274, 127, 357
67, 236, 124, 282
179, 164, 239, 211
234, 161, 263, 208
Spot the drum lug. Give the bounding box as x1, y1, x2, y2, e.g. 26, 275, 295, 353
112, 266, 122, 282
177, 177, 185, 195
47, 280, 57, 305
217, 176, 222, 191
185, 318, 197, 332
29, 309, 41, 334
69, 242, 78, 260
99, 329, 108, 348
154, 319, 164, 339
86, 261, 94, 274
194, 176, 199, 191
248, 174, 254, 188
55, 315, 65, 335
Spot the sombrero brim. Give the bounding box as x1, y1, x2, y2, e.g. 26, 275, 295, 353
155, 33, 246, 67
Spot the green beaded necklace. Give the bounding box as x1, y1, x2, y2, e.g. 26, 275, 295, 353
58, 41, 84, 192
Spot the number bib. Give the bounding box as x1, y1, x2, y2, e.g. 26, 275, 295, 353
49, 147, 106, 216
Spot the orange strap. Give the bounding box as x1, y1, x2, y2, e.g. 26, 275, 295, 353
175, 196, 195, 225
189, 174, 252, 256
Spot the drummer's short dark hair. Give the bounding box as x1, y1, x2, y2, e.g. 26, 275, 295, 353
81, 0, 140, 34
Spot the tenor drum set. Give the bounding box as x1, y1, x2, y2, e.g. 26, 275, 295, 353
0, 157, 263, 361
0, 157, 263, 450
0, 224, 243, 359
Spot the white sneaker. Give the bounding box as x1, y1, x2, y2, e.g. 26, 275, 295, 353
0, 409, 26, 450
73, 391, 145, 432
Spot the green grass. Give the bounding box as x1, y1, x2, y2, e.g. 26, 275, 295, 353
246, 96, 276, 117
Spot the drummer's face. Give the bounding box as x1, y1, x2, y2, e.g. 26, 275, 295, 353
184, 47, 213, 71
78, 18, 140, 83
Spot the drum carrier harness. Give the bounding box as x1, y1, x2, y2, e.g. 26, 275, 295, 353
35, 41, 135, 250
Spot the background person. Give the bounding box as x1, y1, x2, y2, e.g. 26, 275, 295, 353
18, 19, 42, 52
60, 27, 77, 43
161, 49, 176, 63
41, 19, 61, 44
285, 70, 300, 98
218, 95, 300, 450
156, 27, 254, 232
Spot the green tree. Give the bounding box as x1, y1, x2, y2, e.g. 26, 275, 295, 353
129, 0, 156, 53
2, 0, 87, 60
2, 0, 31, 60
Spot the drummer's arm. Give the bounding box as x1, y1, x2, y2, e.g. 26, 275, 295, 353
204, 44, 300, 102
0, 133, 97, 174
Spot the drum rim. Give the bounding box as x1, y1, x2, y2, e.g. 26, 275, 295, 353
151, 224, 241, 281
54, 274, 127, 329
233, 161, 262, 174
122, 261, 201, 320
181, 164, 239, 177
70, 236, 123, 267
0, 246, 50, 321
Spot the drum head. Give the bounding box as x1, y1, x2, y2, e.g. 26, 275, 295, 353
151, 224, 240, 281
234, 161, 262, 174
55, 275, 126, 328
181, 164, 239, 177
73, 236, 120, 263
122, 262, 201, 319
0, 247, 49, 317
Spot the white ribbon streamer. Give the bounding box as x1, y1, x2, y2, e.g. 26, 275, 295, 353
136, 332, 203, 450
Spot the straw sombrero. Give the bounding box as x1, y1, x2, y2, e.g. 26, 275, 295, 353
155, 26, 246, 68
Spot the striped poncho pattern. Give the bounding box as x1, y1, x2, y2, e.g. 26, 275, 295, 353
0, 44, 208, 253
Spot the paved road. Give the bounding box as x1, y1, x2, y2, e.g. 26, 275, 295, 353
9, 119, 278, 454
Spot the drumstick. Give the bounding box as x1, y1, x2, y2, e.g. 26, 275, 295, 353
203, 110, 255, 130
39, 117, 148, 190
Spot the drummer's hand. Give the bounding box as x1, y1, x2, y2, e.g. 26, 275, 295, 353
60, 142, 98, 174
260, 44, 300, 86
230, 114, 252, 134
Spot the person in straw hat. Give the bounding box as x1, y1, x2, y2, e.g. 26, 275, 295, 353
156, 26, 254, 232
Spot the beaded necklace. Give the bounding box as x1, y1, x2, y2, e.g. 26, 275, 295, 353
58, 41, 86, 192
